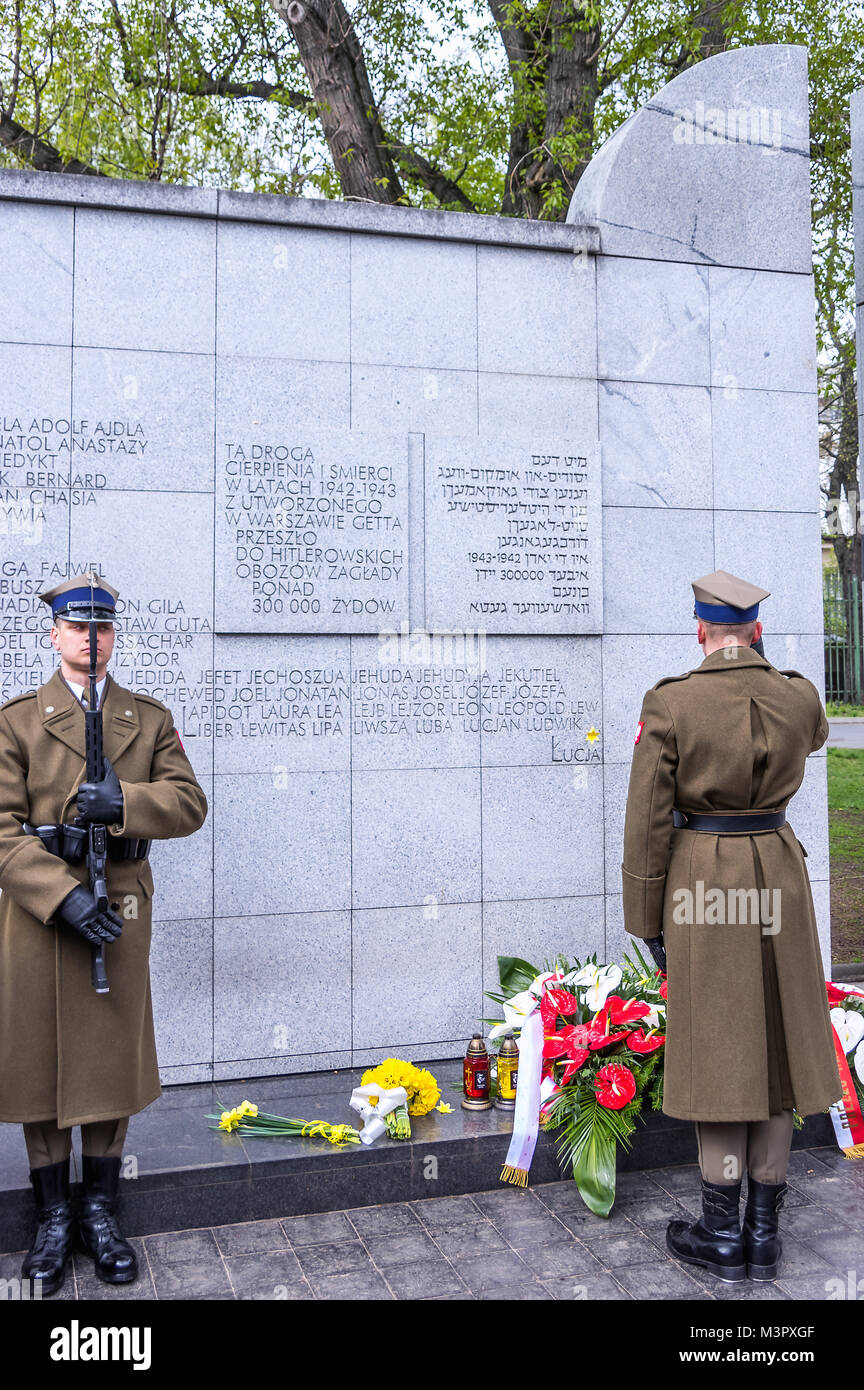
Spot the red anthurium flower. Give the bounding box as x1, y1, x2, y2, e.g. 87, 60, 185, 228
659, 980, 668, 999
540, 993, 558, 1029
826, 982, 853, 1007
540, 988, 580, 1031
605, 995, 652, 1026
561, 1052, 590, 1085
544, 1022, 590, 1059
544, 1023, 586, 1050
582, 1010, 621, 1051
544, 987, 580, 1016
595, 1063, 636, 1110
627, 1029, 666, 1054
544, 1023, 593, 1081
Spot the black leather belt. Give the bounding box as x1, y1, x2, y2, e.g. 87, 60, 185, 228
23, 822, 150, 862
673, 809, 786, 832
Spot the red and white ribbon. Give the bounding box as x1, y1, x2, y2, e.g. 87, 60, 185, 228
828, 983, 864, 1158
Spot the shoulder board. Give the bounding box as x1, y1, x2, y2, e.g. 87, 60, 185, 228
652, 671, 692, 690
128, 691, 169, 711
0, 690, 37, 712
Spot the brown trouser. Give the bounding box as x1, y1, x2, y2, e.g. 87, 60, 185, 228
695, 1110, 794, 1184
22, 1117, 129, 1169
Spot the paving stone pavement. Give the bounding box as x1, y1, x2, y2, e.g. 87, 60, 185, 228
4, 1146, 863, 1300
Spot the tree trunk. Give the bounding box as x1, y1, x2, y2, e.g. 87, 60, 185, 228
268, 0, 403, 203
823, 349, 863, 700
826, 354, 862, 589
491, 0, 600, 221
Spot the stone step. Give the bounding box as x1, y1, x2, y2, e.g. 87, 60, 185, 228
0, 1060, 837, 1254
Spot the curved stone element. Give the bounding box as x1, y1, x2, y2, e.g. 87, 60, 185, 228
567, 44, 811, 272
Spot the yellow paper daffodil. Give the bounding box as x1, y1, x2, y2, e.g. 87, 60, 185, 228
436, 1102, 454, 1114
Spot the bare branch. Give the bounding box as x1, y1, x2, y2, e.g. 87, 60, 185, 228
386, 135, 475, 210
587, 0, 636, 64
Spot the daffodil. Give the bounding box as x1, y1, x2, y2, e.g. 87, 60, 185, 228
237, 1100, 258, 1118
325, 1124, 359, 1147
218, 1108, 241, 1132
409, 1067, 441, 1116
437, 1102, 454, 1114
359, 1060, 442, 1134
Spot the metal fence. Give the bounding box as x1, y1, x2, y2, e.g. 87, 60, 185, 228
824, 568, 864, 704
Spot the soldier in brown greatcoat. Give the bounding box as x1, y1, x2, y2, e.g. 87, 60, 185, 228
0, 571, 208, 1295
621, 570, 841, 1284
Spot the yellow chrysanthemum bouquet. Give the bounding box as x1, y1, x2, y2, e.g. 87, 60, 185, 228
360, 1058, 441, 1139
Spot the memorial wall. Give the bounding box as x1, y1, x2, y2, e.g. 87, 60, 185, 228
0, 42, 830, 1084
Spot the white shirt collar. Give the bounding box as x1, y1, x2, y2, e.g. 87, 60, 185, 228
64, 673, 107, 707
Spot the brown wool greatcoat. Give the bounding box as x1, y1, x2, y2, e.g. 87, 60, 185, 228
0, 666, 208, 1127
621, 645, 842, 1123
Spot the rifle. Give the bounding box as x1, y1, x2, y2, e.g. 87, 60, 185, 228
74, 618, 111, 994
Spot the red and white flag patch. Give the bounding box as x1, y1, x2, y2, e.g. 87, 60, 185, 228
634, 720, 644, 745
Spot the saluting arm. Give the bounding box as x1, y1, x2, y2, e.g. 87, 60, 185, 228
621, 687, 678, 941
107, 709, 208, 842
0, 709, 83, 924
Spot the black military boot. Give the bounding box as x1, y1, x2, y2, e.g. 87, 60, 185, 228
666, 1178, 747, 1283
21, 1157, 74, 1297
742, 1177, 787, 1280
75, 1155, 138, 1284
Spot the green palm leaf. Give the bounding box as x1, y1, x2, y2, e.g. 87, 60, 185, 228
542, 1081, 644, 1217
497, 956, 540, 994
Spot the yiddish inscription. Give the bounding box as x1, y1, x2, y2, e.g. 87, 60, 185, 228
424, 436, 602, 634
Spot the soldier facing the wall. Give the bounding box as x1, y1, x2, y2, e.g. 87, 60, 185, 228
621, 569, 841, 1283
0, 571, 208, 1295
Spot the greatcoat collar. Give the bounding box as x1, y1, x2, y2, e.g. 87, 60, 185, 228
693, 645, 772, 675
37, 666, 141, 764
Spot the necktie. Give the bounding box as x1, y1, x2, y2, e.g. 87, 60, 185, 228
80, 691, 89, 709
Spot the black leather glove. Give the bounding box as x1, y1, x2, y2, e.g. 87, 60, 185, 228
55, 885, 123, 945
646, 934, 667, 975
76, 753, 124, 825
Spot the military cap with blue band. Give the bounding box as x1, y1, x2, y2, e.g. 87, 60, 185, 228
37, 570, 120, 623
691, 569, 770, 623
